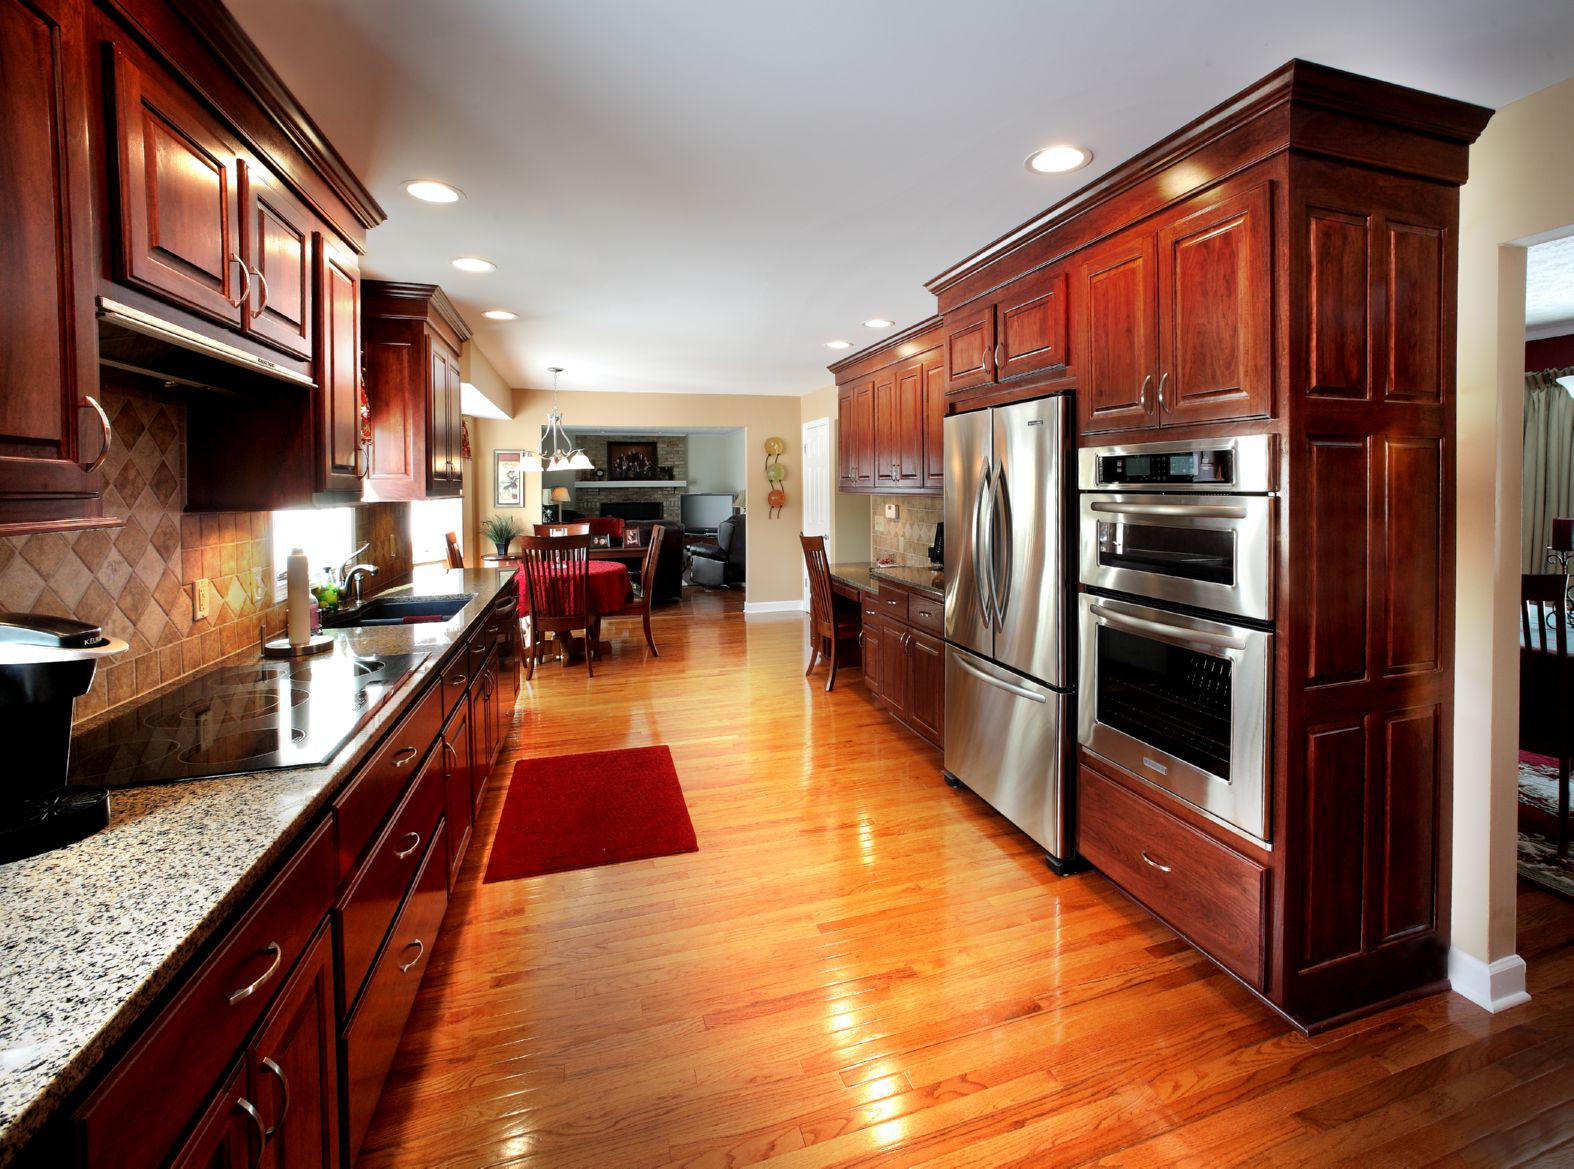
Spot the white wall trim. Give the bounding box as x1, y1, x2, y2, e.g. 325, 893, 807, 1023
1448, 948, 1531, 1013
743, 599, 805, 616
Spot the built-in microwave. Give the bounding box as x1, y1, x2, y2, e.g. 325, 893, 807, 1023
1077, 593, 1272, 843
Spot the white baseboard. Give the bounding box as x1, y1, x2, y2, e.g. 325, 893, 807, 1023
1448, 948, 1531, 1012
743, 600, 805, 616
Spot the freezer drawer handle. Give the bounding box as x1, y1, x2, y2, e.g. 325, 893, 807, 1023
1088, 501, 1249, 520
1089, 603, 1249, 653
953, 654, 1047, 704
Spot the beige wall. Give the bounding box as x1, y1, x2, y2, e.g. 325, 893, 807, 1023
477, 388, 805, 606
1455, 74, 1574, 978
459, 344, 514, 557
799, 384, 871, 564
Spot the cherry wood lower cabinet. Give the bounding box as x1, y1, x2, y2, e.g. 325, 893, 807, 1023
856, 581, 943, 751
441, 696, 475, 891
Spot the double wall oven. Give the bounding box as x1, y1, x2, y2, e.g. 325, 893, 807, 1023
1076, 434, 1277, 843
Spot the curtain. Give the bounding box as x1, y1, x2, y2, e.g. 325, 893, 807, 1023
1523, 365, 1574, 571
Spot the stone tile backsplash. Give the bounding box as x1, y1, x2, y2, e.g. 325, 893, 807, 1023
0, 386, 281, 724
870, 494, 942, 565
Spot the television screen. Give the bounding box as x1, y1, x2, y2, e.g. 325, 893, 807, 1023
680, 493, 734, 533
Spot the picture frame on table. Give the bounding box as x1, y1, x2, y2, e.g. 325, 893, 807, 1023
494, 450, 524, 506
623, 527, 643, 548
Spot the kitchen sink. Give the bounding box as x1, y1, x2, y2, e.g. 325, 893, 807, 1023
322, 593, 475, 628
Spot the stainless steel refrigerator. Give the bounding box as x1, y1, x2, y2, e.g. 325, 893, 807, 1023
942, 394, 1074, 870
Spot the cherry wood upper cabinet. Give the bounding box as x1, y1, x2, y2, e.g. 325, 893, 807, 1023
1076, 181, 1272, 435
830, 319, 943, 496
837, 377, 875, 491
0, 0, 111, 534
836, 383, 857, 488
943, 267, 1068, 398
428, 339, 464, 490
922, 350, 946, 492
242, 164, 314, 359
872, 368, 900, 489
315, 235, 363, 493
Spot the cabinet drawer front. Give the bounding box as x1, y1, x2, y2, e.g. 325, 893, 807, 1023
905, 594, 943, 634
337, 751, 445, 1015
876, 583, 910, 623
440, 644, 475, 717
342, 821, 450, 1162
1078, 764, 1267, 989
76, 822, 333, 1169
334, 678, 443, 881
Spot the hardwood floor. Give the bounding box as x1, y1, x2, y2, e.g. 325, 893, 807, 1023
358, 587, 1574, 1168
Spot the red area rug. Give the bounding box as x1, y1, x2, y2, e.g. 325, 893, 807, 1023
484, 745, 698, 882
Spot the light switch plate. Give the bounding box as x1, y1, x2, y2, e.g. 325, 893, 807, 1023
192, 579, 210, 620
251, 567, 265, 604
884, 503, 898, 519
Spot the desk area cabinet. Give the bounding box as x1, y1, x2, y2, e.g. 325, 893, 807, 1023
835, 567, 944, 751
831, 319, 944, 497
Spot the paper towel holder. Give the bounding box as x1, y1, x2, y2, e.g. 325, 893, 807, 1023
259, 626, 334, 658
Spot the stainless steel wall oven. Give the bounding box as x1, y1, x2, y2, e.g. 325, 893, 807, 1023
1076, 434, 1277, 843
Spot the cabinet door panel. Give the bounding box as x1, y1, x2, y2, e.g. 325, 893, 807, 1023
111, 50, 243, 325
243, 165, 313, 359
895, 360, 925, 487
873, 369, 899, 489
850, 379, 875, 488
944, 304, 995, 393
1158, 183, 1273, 424
922, 352, 946, 492
836, 386, 858, 489
251, 923, 338, 1169
315, 235, 361, 492
879, 618, 909, 716
0, 0, 104, 526
906, 628, 944, 747
169, 1063, 252, 1169
444, 700, 474, 890
997, 267, 1068, 380
860, 599, 882, 698
1077, 232, 1157, 432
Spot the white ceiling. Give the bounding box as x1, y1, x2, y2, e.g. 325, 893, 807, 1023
1528, 234, 1574, 338
227, 0, 1574, 396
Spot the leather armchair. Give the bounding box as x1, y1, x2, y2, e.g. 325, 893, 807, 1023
690, 515, 745, 587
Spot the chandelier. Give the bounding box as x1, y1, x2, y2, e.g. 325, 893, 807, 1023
521, 366, 593, 471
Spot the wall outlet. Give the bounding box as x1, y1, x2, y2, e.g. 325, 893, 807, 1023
192, 579, 210, 621
884, 503, 899, 519
251, 567, 265, 604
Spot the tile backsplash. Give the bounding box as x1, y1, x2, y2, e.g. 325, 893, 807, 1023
870, 495, 941, 565
0, 385, 281, 724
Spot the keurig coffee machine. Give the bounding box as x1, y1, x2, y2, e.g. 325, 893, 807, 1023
0, 613, 128, 863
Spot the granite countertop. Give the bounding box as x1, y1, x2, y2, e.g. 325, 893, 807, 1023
829, 562, 945, 601
0, 567, 515, 1162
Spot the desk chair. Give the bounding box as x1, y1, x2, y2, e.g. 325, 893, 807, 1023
1523, 572, 1572, 853
801, 534, 859, 691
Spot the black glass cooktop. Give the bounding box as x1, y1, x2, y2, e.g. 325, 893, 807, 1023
68, 651, 425, 789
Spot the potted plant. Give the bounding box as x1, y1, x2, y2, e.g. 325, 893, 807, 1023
482, 513, 523, 556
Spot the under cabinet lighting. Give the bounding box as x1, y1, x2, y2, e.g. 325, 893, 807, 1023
451, 257, 496, 273
1024, 144, 1092, 174
482, 309, 519, 321
404, 180, 463, 203
825, 340, 852, 350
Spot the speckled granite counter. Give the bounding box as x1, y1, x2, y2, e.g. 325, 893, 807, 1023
0, 567, 515, 1163
830, 562, 945, 601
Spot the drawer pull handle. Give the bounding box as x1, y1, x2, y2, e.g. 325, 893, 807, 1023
259, 1057, 289, 1138
1140, 850, 1172, 874
916, 609, 932, 618
444, 738, 459, 777
79, 396, 112, 474
394, 831, 422, 860
391, 746, 418, 768
886, 599, 899, 607
236, 1097, 265, 1169
228, 942, 283, 1005
448, 672, 468, 687
398, 938, 425, 973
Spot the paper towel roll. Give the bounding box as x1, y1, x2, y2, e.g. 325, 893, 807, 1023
286, 548, 311, 646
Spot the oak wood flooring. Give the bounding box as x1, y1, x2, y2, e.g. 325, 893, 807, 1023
358, 587, 1573, 1168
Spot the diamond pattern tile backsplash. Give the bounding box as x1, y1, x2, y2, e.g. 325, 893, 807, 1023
0, 385, 283, 724
870, 494, 941, 565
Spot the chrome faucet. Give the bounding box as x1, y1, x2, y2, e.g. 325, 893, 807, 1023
341, 562, 380, 607
337, 543, 370, 586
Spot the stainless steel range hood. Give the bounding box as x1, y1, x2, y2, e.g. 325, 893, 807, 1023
97, 297, 316, 391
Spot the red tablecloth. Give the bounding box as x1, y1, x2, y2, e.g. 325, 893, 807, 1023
516, 558, 632, 617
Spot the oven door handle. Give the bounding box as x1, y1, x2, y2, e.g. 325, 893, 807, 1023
954, 654, 1048, 704
1088, 501, 1249, 520
973, 461, 994, 629
1089, 603, 1249, 652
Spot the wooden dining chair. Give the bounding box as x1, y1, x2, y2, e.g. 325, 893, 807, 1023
800, 534, 860, 691
602, 523, 664, 657
444, 531, 464, 569
518, 534, 596, 678
1522, 572, 1573, 853
533, 522, 591, 536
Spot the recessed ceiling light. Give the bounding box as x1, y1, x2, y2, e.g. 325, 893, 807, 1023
1025, 144, 1092, 175
863, 318, 894, 329
825, 340, 852, 350
451, 257, 496, 273
482, 309, 519, 321
404, 179, 463, 203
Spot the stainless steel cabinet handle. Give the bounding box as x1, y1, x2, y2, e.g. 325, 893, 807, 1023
1140, 850, 1172, 874
226, 253, 251, 310
443, 738, 459, 777
250, 266, 270, 314
915, 608, 933, 619
228, 942, 282, 1005
394, 831, 422, 860
448, 672, 467, 688
236, 1097, 265, 1169
391, 745, 418, 768
259, 1057, 289, 1138
1139, 373, 1152, 408
398, 938, 425, 973
994, 343, 1002, 372
79, 396, 111, 474
1157, 371, 1169, 412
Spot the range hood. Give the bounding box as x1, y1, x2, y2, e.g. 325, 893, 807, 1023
97, 297, 315, 392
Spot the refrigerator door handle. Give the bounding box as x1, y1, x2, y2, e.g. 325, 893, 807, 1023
973, 461, 994, 628
953, 653, 1049, 704
992, 468, 1013, 628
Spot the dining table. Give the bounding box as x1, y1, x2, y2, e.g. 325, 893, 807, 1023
506, 557, 633, 662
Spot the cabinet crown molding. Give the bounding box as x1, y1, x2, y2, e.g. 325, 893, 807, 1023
827, 315, 942, 381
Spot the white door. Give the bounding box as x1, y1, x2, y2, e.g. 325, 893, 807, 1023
802, 418, 831, 610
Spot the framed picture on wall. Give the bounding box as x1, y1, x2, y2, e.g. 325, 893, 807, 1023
494, 450, 524, 506
607, 441, 657, 481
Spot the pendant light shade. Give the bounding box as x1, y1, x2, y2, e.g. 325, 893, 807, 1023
524, 367, 593, 473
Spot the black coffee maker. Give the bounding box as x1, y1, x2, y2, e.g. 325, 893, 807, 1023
0, 613, 128, 863
928, 522, 944, 569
